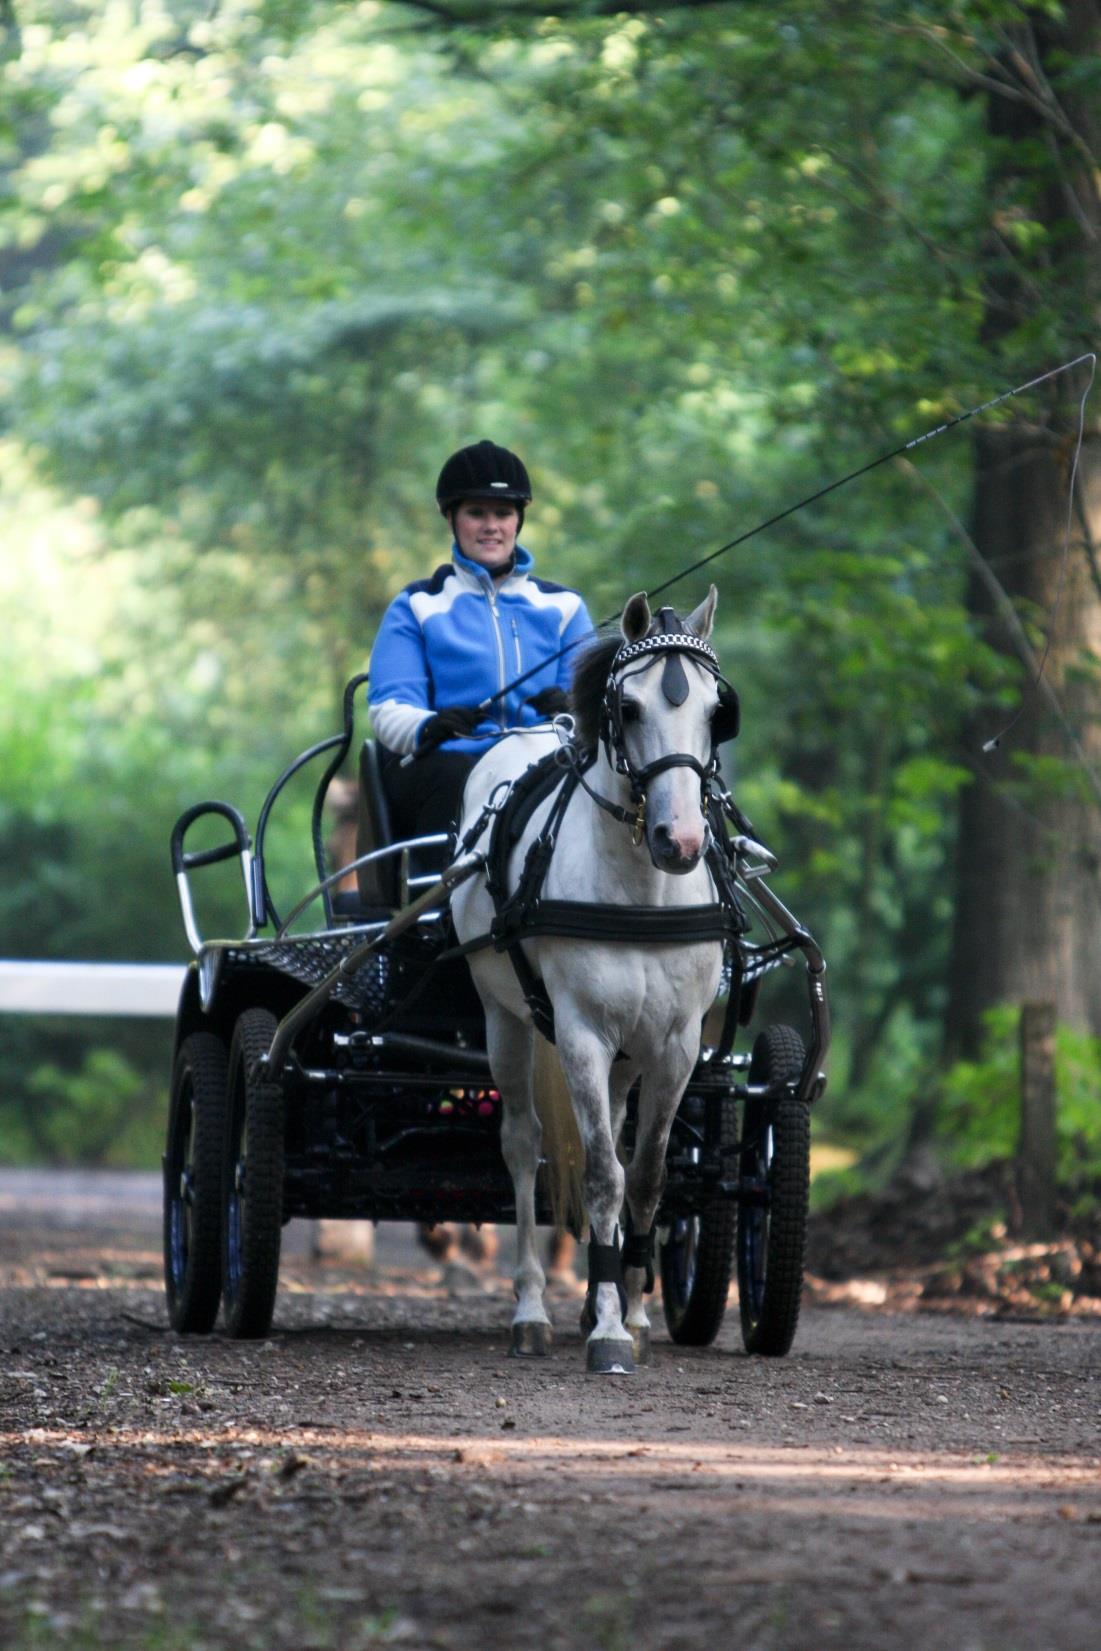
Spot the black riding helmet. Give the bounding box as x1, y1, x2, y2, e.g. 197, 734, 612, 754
436, 440, 532, 527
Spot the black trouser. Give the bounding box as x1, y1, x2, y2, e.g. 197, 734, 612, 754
378, 746, 479, 844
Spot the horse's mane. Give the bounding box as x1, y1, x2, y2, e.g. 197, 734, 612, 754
569, 628, 623, 752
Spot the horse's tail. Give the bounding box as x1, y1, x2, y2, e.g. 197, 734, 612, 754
532, 1033, 587, 1239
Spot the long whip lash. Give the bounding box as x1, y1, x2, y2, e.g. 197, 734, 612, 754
481, 352, 1097, 722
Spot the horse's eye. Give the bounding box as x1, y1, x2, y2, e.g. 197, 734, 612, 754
620, 700, 641, 724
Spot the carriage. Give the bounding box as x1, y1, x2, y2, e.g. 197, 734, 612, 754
164, 614, 830, 1368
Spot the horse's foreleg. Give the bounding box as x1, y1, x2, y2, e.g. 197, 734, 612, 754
609, 1059, 636, 1155
624, 1033, 700, 1365
487, 1005, 551, 1357
608, 1061, 653, 1366
558, 1031, 633, 1374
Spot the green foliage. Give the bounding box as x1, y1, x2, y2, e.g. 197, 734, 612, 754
935, 1005, 1101, 1187
0, 1, 1096, 1164
0, 1020, 166, 1166
26, 1047, 150, 1163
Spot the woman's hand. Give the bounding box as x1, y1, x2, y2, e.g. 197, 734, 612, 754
416, 706, 484, 753
526, 687, 570, 717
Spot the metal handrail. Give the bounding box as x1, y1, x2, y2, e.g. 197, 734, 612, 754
274, 835, 450, 938
170, 801, 254, 954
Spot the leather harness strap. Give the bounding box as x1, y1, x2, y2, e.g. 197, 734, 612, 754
448, 753, 746, 1043
587, 1238, 628, 1320
500, 897, 741, 945
622, 1224, 656, 1294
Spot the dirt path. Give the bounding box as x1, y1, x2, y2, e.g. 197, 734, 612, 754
2, 1173, 1099, 1651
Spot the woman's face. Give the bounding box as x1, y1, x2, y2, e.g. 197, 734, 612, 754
453, 500, 520, 572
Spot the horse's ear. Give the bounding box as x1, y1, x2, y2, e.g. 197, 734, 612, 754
684, 585, 718, 640
621, 591, 652, 642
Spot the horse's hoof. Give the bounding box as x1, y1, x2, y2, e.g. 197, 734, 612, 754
509, 1321, 552, 1358
586, 1338, 636, 1376
629, 1324, 651, 1366
579, 1299, 596, 1337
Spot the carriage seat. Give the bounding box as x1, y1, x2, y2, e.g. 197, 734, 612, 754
326, 741, 456, 921
348, 739, 401, 911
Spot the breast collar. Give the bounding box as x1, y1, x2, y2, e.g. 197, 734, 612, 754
450, 736, 746, 1046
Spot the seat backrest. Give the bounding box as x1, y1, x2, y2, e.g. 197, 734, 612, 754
356, 741, 400, 908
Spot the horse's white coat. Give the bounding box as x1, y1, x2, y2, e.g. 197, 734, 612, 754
450, 591, 725, 1370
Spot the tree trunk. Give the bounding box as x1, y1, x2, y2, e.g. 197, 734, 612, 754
945, 2, 1101, 1058
946, 426, 1101, 1055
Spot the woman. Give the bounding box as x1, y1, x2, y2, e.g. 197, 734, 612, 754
369, 439, 593, 840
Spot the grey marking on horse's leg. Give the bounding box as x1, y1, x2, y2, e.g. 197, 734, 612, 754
486, 1004, 551, 1353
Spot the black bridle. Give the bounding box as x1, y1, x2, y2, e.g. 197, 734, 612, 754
593, 623, 737, 842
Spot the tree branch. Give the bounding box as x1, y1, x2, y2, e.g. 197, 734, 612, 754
1042, 129, 1100, 245
892, 18, 1101, 174
896, 454, 1101, 818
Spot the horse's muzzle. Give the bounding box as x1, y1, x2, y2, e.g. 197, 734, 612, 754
648, 821, 705, 874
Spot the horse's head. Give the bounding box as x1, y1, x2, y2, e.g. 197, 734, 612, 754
606, 586, 722, 874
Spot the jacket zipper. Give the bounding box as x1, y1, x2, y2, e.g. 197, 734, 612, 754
484, 582, 508, 730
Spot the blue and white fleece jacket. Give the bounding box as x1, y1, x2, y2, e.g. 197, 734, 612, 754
368, 543, 594, 756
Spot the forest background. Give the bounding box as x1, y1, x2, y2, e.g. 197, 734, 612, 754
1, 0, 1098, 1226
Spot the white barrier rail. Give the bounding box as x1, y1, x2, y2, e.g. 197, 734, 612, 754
0, 961, 186, 1018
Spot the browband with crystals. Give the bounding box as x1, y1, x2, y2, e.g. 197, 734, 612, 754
610, 632, 719, 673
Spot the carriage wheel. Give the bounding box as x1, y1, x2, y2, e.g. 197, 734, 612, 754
659, 1093, 737, 1346
737, 1024, 810, 1357
163, 1033, 228, 1334
222, 1008, 284, 1339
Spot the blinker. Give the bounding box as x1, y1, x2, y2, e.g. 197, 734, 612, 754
712, 684, 740, 743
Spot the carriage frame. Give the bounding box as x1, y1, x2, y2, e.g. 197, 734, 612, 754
163, 676, 830, 1354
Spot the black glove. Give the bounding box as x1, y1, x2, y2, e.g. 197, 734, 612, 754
416, 706, 483, 754
526, 686, 570, 718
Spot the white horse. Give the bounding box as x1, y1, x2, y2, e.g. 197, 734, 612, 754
450, 587, 732, 1374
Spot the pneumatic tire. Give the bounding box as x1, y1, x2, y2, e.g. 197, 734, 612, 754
659, 1093, 738, 1346
164, 1033, 229, 1334
737, 1025, 809, 1356
223, 1008, 284, 1339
